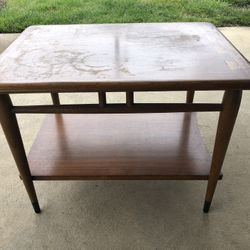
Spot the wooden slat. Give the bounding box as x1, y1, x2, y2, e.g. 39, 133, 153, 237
12, 103, 223, 114
126, 92, 134, 106
186, 90, 195, 103
98, 92, 106, 107
51, 93, 60, 105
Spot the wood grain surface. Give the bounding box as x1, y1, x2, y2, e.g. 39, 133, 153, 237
28, 113, 223, 180
0, 23, 249, 92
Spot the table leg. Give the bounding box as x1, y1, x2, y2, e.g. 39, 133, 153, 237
186, 90, 195, 103
203, 90, 242, 213
0, 94, 41, 213
51, 93, 60, 105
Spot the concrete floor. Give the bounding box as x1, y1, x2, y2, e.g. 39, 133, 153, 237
0, 27, 250, 249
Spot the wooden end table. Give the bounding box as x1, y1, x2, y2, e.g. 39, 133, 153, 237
0, 23, 249, 214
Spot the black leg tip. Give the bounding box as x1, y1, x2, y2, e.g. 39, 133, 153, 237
203, 200, 211, 213
32, 201, 41, 214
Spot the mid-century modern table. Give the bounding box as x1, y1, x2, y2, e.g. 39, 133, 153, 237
0, 23, 250, 214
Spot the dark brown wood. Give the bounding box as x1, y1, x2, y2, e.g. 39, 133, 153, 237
98, 92, 106, 107
126, 92, 134, 106
0, 94, 40, 213
203, 90, 242, 213
1, 80, 250, 94
0, 23, 248, 213
12, 103, 223, 114
186, 91, 195, 103
28, 113, 222, 181
51, 93, 60, 105
0, 23, 250, 93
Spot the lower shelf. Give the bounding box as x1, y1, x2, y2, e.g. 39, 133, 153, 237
28, 113, 222, 180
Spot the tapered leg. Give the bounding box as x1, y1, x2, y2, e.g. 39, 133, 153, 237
51, 93, 60, 105
203, 90, 242, 213
186, 90, 195, 103
0, 94, 41, 213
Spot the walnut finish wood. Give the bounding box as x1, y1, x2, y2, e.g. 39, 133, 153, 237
51, 93, 60, 105
12, 103, 223, 114
126, 92, 134, 106
0, 23, 250, 93
0, 94, 40, 213
27, 113, 222, 180
186, 91, 195, 103
0, 23, 248, 213
203, 90, 242, 213
98, 92, 106, 107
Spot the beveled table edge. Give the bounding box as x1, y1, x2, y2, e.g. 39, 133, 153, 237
0, 22, 250, 93
0, 79, 250, 93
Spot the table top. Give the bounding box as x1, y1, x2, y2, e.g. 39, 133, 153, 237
0, 22, 250, 92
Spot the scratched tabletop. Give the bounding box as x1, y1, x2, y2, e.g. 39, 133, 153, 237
0, 23, 249, 92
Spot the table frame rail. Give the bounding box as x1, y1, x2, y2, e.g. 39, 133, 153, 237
12, 103, 223, 114
11, 90, 223, 114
